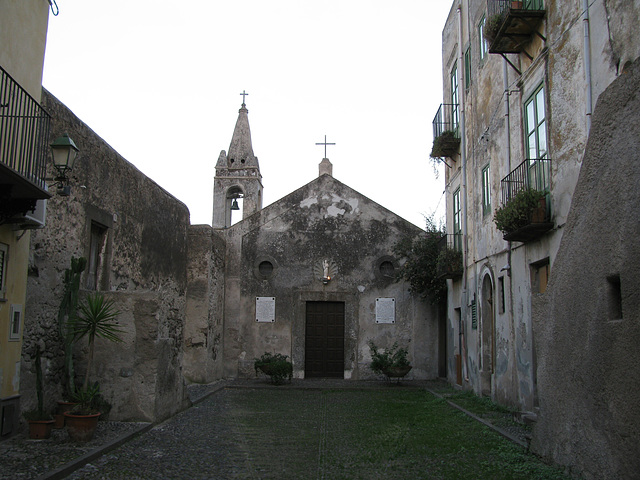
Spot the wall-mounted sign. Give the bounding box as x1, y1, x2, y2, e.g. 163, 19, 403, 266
375, 298, 395, 324
256, 297, 276, 323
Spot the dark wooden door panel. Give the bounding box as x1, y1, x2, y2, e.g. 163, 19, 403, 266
305, 301, 345, 378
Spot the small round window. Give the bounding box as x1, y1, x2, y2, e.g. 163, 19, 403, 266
379, 261, 395, 277
258, 261, 274, 277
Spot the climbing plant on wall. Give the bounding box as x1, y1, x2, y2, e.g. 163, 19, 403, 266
393, 216, 447, 305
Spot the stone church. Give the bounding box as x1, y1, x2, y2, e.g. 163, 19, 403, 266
187, 100, 439, 382
20, 93, 439, 425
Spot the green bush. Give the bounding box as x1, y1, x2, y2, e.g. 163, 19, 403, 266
494, 188, 545, 234
430, 130, 460, 158
368, 341, 410, 376
254, 352, 293, 385
436, 247, 463, 277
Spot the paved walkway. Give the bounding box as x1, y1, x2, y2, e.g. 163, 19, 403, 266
0, 380, 533, 480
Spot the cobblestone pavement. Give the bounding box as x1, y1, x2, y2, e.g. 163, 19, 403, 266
0, 380, 533, 480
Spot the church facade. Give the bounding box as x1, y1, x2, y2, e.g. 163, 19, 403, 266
187, 101, 440, 381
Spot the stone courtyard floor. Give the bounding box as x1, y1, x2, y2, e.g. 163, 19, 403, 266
0, 380, 570, 479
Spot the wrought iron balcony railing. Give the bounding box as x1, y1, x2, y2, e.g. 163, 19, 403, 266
501, 158, 550, 205
0, 65, 51, 195
486, 0, 546, 59
488, 0, 545, 18
436, 233, 464, 279
432, 103, 460, 140
431, 104, 461, 159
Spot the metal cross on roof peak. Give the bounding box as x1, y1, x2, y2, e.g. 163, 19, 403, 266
315, 135, 336, 158
240, 90, 249, 106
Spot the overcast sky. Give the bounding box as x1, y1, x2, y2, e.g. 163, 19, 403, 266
42, 1, 453, 229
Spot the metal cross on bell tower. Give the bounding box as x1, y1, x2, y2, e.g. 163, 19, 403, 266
240, 90, 249, 106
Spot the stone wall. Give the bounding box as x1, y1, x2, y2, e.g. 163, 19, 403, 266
21, 89, 191, 422
183, 225, 225, 384
531, 57, 640, 479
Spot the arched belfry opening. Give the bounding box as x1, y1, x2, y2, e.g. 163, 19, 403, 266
212, 93, 263, 229
227, 186, 244, 227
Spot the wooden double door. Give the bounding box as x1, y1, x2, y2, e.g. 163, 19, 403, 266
305, 301, 345, 378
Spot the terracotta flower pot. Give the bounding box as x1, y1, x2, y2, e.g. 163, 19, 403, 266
383, 366, 412, 378
54, 401, 77, 429
64, 412, 100, 442
28, 419, 55, 439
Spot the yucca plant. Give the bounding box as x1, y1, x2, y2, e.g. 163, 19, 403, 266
73, 293, 124, 391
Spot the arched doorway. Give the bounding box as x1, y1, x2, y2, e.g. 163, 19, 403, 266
480, 272, 495, 396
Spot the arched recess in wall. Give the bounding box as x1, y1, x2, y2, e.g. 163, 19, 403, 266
479, 265, 496, 397
226, 185, 244, 227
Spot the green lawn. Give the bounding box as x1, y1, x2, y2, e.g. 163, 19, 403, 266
229, 388, 568, 479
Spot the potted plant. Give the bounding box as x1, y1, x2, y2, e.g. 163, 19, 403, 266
64, 383, 102, 442
436, 246, 463, 279
494, 188, 546, 234
430, 130, 460, 158
64, 292, 124, 441
254, 352, 293, 385
24, 347, 54, 439
484, 13, 504, 44
56, 256, 86, 428
368, 340, 412, 381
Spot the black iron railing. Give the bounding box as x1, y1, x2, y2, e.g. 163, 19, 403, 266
0, 65, 51, 192
488, 0, 544, 17
432, 103, 460, 140
438, 233, 463, 253
501, 158, 551, 205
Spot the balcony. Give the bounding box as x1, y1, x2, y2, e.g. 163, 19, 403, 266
0, 65, 51, 222
496, 158, 552, 243
430, 103, 460, 160
436, 234, 463, 279
485, 0, 546, 58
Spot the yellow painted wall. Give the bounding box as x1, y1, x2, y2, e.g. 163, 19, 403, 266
0, 229, 31, 398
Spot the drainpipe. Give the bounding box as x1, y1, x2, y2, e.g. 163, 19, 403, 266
582, 0, 593, 131
457, 4, 470, 382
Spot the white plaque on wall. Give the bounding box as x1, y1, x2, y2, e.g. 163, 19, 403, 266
375, 298, 395, 324
256, 297, 276, 323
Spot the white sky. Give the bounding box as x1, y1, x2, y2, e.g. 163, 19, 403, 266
42, 1, 453, 229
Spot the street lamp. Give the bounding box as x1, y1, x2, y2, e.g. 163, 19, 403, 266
50, 133, 78, 196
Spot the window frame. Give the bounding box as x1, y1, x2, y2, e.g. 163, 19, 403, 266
9, 304, 22, 341
450, 62, 460, 134
478, 15, 488, 61
482, 164, 491, 216
464, 46, 472, 91
524, 84, 548, 161
453, 188, 462, 251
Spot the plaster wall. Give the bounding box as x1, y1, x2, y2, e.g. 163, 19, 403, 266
22, 90, 191, 422
531, 55, 640, 480
183, 225, 225, 383
440, 0, 640, 410
220, 174, 438, 380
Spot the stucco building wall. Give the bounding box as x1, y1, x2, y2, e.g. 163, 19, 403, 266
439, 0, 640, 411
218, 174, 439, 380
22, 89, 191, 422
531, 56, 640, 480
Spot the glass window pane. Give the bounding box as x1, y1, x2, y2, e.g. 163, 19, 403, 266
538, 122, 547, 157
536, 88, 546, 123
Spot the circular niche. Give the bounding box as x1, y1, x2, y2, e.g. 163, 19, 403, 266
374, 256, 397, 281
254, 256, 278, 280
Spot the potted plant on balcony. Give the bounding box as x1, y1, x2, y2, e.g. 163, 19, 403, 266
494, 188, 548, 241
368, 340, 412, 381
436, 246, 463, 279
430, 130, 460, 158
484, 13, 504, 44
23, 347, 54, 439
254, 352, 293, 385
65, 292, 123, 441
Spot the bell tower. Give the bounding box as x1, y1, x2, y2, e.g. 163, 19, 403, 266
212, 93, 263, 228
